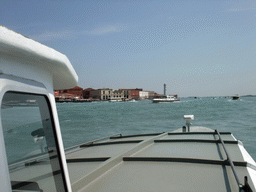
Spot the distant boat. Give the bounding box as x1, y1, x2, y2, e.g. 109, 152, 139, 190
152, 95, 180, 103
109, 99, 122, 102
232, 95, 240, 100
153, 83, 180, 103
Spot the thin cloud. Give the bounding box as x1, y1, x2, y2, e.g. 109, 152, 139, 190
228, 7, 256, 12
89, 24, 127, 35
31, 30, 74, 41
30, 24, 127, 42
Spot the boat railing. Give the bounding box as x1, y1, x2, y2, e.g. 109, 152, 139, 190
215, 129, 253, 192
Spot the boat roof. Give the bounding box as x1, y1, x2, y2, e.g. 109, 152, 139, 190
0, 26, 78, 90
62, 126, 256, 192
8, 126, 256, 191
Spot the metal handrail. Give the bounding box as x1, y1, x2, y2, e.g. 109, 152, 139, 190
215, 130, 243, 190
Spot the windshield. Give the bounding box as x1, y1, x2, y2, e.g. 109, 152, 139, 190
1, 92, 66, 192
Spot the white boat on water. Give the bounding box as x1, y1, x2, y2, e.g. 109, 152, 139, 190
1, 26, 256, 192
152, 95, 180, 103
108, 99, 121, 102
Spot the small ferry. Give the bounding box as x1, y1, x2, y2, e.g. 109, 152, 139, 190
152, 95, 180, 103
152, 84, 180, 103
1, 26, 255, 192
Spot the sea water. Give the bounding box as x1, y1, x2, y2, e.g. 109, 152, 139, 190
57, 97, 256, 160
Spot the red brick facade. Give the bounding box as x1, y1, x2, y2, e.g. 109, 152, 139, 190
55, 86, 83, 99
130, 89, 142, 100
83, 88, 95, 99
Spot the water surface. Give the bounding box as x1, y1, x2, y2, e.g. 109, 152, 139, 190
57, 97, 256, 160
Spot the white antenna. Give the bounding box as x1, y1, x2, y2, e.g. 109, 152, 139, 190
184, 115, 194, 132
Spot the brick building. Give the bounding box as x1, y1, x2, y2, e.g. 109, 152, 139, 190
54, 86, 158, 101
89, 89, 100, 100
130, 88, 143, 100
54, 86, 83, 99
83, 88, 95, 99
90, 88, 113, 101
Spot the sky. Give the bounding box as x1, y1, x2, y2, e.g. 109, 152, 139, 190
1, 0, 255, 97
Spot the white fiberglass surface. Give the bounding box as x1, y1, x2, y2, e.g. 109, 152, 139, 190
133, 142, 244, 161
1, 92, 66, 192
66, 143, 138, 159
82, 161, 237, 192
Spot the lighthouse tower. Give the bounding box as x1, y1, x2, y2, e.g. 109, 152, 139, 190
164, 83, 166, 96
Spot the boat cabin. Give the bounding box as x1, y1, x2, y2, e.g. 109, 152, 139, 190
0, 26, 77, 191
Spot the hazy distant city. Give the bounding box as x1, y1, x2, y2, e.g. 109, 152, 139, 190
54, 86, 164, 102
54, 85, 255, 103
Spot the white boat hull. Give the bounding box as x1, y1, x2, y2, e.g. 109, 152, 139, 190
152, 95, 180, 103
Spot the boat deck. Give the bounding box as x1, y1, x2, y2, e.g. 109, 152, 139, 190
65, 127, 256, 192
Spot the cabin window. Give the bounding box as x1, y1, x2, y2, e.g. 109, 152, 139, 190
1, 92, 67, 192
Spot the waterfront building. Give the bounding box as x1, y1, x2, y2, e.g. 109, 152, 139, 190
55, 86, 158, 101
83, 88, 95, 99
130, 88, 142, 100
111, 89, 125, 101
118, 89, 130, 100
90, 88, 113, 101
101, 88, 112, 100
139, 91, 149, 100
54, 86, 83, 100
89, 89, 100, 100
148, 91, 157, 99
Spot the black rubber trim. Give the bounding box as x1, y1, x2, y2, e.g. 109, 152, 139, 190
80, 140, 143, 147
154, 139, 238, 144
123, 157, 248, 167
25, 160, 42, 166
110, 133, 163, 139
67, 157, 110, 163
168, 132, 231, 135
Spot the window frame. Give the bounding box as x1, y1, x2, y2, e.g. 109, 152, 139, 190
0, 89, 68, 192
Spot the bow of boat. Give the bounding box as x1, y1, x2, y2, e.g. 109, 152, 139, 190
66, 126, 256, 192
